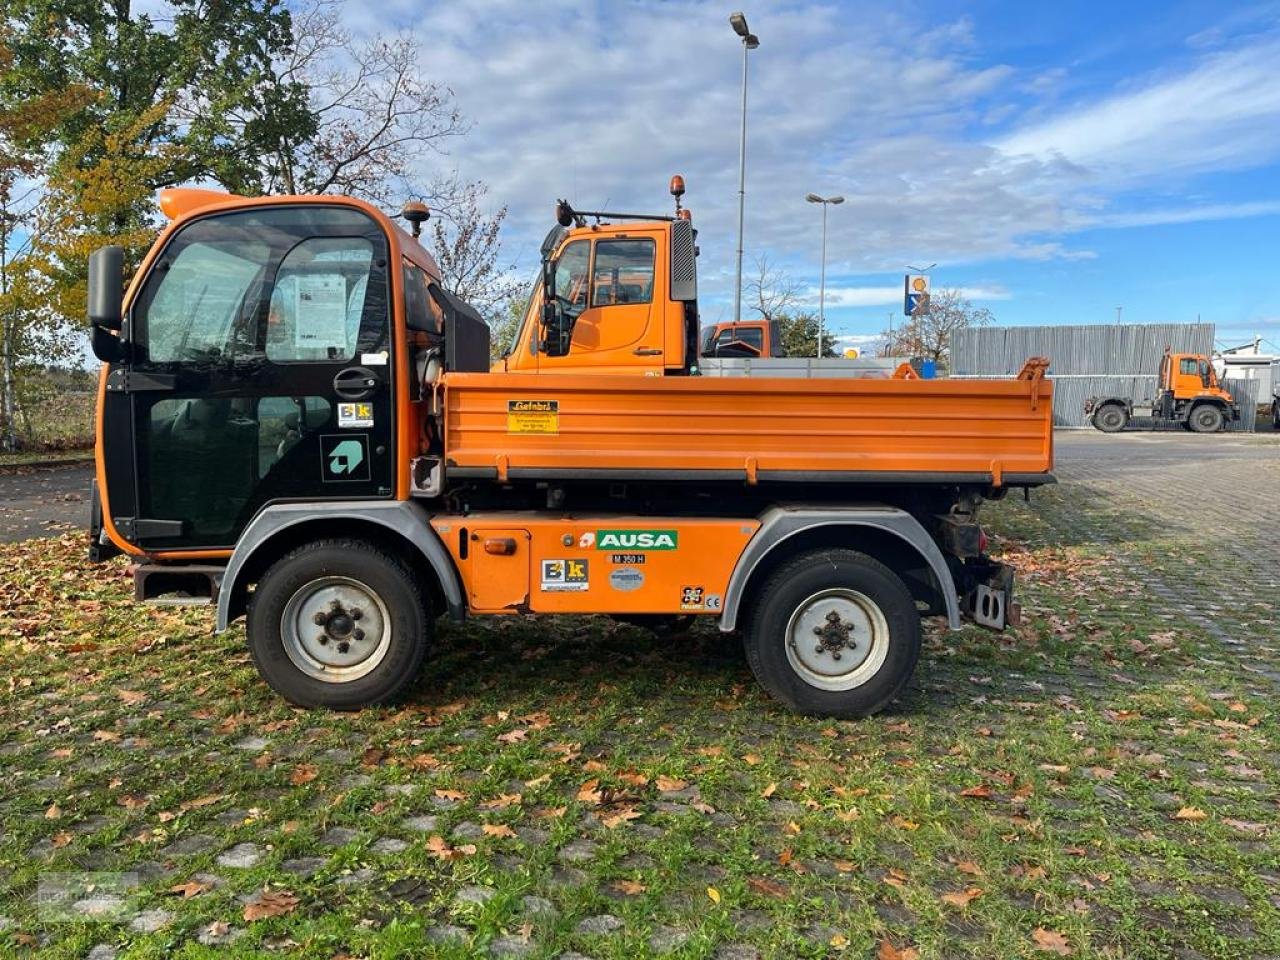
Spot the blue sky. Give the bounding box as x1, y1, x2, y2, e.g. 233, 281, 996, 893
339, 0, 1280, 352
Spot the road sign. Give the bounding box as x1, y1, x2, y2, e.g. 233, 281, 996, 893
904, 274, 930, 316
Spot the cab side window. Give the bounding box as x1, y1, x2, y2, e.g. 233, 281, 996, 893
553, 240, 591, 316
1179, 358, 1198, 376
592, 239, 655, 306
266, 237, 374, 363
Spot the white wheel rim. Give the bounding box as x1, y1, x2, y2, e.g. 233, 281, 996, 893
280, 576, 392, 683
784, 588, 890, 692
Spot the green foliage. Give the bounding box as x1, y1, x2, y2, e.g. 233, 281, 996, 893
775, 311, 840, 358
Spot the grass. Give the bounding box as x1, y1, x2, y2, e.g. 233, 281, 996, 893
0, 479, 1276, 959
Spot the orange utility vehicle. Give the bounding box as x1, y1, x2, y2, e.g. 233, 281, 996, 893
1084, 349, 1238, 433
701, 318, 783, 358
87, 180, 1054, 718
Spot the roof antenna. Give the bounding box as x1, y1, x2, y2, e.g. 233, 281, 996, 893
400, 199, 430, 238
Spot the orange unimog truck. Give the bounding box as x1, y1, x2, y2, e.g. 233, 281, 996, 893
87, 180, 1054, 718
1085, 349, 1238, 433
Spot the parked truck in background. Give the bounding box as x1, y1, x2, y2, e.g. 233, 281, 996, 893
86, 179, 1054, 719
1085, 349, 1238, 433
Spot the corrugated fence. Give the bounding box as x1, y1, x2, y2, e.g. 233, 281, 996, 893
949, 323, 1257, 428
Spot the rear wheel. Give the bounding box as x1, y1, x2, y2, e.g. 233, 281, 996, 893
1188, 403, 1224, 433
1092, 404, 1128, 433
246, 539, 430, 708
743, 549, 921, 718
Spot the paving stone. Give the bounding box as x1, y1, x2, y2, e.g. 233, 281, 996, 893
426, 923, 469, 944
72, 893, 128, 917
648, 924, 689, 952
234, 736, 269, 751
370, 837, 409, 855
161, 834, 217, 859
197, 922, 245, 946
335, 867, 377, 887
452, 820, 485, 840
549, 866, 588, 887
455, 884, 498, 907
576, 914, 625, 935
320, 827, 360, 847
129, 908, 173, 933
384, 783, 416, 796
714, 946, 760, 960
281, 856, 327, 878
522, 894, 558, 919
728, 908, 772, 932
216, 842, 263, 868
86, 946, 117, 960
557, 838, 599, 863
402, 814, 439, 833
490, 934, 538, 957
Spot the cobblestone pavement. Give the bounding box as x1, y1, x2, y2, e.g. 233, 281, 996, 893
0, 434, 1277, 959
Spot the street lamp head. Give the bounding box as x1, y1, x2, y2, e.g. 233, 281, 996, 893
729, 11, 750, 36
745, 33, 759, 49
829, 196, 845, 204
805, 193, 823, 203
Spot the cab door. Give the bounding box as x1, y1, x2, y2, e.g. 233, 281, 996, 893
99, 204, 397, 553
537, 235, 662, 374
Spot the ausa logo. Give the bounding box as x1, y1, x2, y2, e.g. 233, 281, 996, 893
595, 529, 678, 551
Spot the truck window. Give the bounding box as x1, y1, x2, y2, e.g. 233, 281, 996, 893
141, 243, 265, 363
266, 238, 374, 363
553, 240, 591, 315
591, 239, 655, 306
714, 327, 763, 352
1179, 358, 1198, 375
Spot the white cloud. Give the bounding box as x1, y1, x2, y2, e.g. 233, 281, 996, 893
996, 39, 1280, 182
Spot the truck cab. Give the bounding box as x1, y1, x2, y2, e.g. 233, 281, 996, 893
700, 319, 784, 358
1086, 348, 1238, 433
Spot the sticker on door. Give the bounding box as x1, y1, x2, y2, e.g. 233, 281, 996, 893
320, 434, 370, 482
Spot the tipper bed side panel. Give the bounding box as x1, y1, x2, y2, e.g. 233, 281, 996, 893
441, 373, 1054, 481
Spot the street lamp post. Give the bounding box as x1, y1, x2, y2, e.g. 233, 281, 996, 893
806, 193, 844, 358
729, 12, 759, 328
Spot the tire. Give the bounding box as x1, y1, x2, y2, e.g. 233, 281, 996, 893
743, 549, 921, 719
246, 539, 430, 708
1092, 404, 1127, 433
1188, 403, 1224, 433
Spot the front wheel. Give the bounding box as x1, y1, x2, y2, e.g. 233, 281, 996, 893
743, 549, 921, 718
1188, 403, 1224, 433
246, 539, 430, 708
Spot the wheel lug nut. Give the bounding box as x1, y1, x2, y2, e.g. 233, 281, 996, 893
832, 651, 841, 660
814, 645, 824, 655
350, 608, 363, 620
337, 641, 350, 654
353, 628, 365, 642
329, 599, 343, 611
317, 635, 329, 645
313, 612, 328, 626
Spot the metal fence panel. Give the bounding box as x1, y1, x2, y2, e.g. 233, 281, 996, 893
952, 323, 1215, 377
1223, 378, 1260, 432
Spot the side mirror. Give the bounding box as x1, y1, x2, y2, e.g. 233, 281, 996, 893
88, 246, 124, 331
88, 245, 126, 363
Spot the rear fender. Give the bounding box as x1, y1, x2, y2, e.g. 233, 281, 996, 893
718, 504, 961, 632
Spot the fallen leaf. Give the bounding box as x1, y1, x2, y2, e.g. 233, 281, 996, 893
576, 780, 605, 805
289, 764, 318, 786
691, 801, 716, 815
761, 782, 777, 798
481, 793, 522, 810
883, 867, 909, 888
425, 835, 476, 860
50, 831, 73, 849
1173, 806, 1208, 822
167, 880, 212, 899
243, 889, 299, 921
956, 860, 985, 877
706, 886, 721, 904
656, 775, 687, 792
747, 876, 788, 899
434, 788, 466, 802
940, 886, 983, 908
612, 879, 646, 896
601, 807, 643, 829
830, 933, 849, 950
497, 728, 528, 744
959, 784, 992, 799
1032, 927, 1072, 955
890, 815, 920, 831
117, 689, 147, 704
361, 747, 386, 767
44, 803, 61, 820
877, 941, 920, 960
482, 823, 517, 839
181, 794, 223, 811
743, 753, 762, 765
833, 860, 857, 873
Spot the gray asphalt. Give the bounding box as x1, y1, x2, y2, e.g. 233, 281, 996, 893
0, 462, 94, 543
1, 431, 1276, 544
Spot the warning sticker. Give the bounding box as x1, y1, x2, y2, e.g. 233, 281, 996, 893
540, 558, 589, 592
680, 585, 705, 610
338, 402, 374, 429
508, 399, 559, 434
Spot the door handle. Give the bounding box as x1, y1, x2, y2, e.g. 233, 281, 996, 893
333, 366, 381, 401
632, 347, 663, 356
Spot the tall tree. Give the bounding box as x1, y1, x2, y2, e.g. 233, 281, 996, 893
775, 311, 840, 358
881, 287, 993, 368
